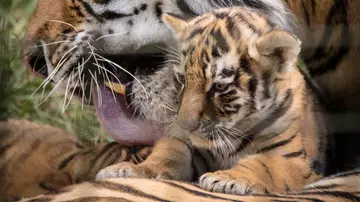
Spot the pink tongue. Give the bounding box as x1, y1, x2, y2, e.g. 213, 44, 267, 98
94, 83, 164, 145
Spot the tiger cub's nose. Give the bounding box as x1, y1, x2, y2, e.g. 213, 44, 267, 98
176, 104, 203, 132
176, 116, 201, 132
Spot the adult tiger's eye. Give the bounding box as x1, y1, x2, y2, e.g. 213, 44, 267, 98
215, 83, 227, 91
176, 73, 185, 84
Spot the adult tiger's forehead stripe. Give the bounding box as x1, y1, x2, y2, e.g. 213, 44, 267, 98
81, 1, 149, 21
81, 1, 104, 22
93, 0, 112, 4
99, 11, 133, 20
176, 0, 195, 16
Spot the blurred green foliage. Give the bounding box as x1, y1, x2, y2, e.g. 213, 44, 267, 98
0, 0, 108, 145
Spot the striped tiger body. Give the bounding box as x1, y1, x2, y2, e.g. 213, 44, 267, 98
96, 7, 328, 195
284, 0, 360, 111
20, 169, 360, 202
0, 119, 151, 201
284, 0, 360, 174
19, 0, 359, 200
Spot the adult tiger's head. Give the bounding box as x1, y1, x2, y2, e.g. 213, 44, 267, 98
22, 0, 292, 145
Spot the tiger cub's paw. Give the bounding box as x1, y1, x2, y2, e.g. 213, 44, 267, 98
199, 171, 266, 195
96, 162, 173, 180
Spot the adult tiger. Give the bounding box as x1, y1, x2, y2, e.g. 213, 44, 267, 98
19, 170, 360, 202
20, 0, 359, 199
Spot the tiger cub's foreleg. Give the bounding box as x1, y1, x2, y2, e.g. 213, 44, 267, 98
200, 154, 322, 195
96, 138, 194, 181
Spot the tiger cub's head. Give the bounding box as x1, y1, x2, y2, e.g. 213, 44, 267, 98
163, 8, 302, 150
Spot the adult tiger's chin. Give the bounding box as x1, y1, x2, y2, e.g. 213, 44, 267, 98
93, 82, 164, 145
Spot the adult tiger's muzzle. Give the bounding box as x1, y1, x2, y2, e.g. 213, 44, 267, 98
23, 36, 167, 146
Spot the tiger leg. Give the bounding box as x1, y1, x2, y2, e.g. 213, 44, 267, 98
96, 137, 194, 181
200, 154, 321, 195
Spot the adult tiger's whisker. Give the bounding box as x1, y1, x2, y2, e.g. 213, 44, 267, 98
92, 62, 120, 102
44, 45, 78, 86
94, 53, 150, 101
95, 32, 128, 41
88, 70, 102, 107
30, 40, 71, 49
37, 76, 66, 107
47, 20, 79, 32
63, 73, 80, 113
61, 73, 73, 113
28, 44, 76, 103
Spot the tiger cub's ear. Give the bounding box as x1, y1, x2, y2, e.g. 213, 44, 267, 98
248, 30, 301, 73
162, 13, 188, 40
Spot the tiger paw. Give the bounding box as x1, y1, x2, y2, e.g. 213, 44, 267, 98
199, 171, 266, 195
95, 162, 174, 180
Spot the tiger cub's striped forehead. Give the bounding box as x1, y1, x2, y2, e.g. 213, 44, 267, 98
180, 8, 274, 88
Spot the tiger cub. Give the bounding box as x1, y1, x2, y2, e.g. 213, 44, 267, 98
96, 7, 327, 195
0, 119, 151, 202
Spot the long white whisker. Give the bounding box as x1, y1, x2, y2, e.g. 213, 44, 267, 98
61, 74, 72, 113
88, 70, 102, 106
63, 74, 80, 113
220, 128, 236, 152
162, 102, 177, 112
30, 40, 71, 48
77, 59, 86, 111
37, 76, 66, 107
44, 45, 78, 86
156, 44, 183, 59
95, 32, 128, 41
87, 42, 102, 75
92, 63, 122, 84
94, 53, 149, 100
47, 20, 79, 32
95, 72, 103, 107
224, 126, 255, 150
81, 75, 86, 111
89, 78, 93, 107
93, 62, 117, 103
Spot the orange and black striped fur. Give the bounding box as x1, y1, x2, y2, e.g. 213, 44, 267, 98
283, 0, 360, 174
284, 0, 360, 112
0, 119, 151, 202
21, 169, 360, 202
95, 7, 328, 195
